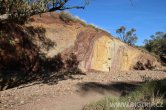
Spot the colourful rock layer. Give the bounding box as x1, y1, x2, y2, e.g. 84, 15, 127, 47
29, 13, 160, 72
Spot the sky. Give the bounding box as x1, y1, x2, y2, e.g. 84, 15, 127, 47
67, 0, 166, 46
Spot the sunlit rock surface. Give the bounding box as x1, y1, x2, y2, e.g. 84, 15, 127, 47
29, 12, 160, 72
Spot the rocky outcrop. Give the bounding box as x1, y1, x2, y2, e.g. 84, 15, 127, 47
29, 12, 160, 72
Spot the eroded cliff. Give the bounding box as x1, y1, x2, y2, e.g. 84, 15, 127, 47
29, 12, 160, 72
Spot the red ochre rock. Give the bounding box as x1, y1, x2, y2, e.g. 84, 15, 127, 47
28, 12, 160, 72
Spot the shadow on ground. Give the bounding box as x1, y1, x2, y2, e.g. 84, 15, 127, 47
78, 81, 142, 96
0, 23, 85, 91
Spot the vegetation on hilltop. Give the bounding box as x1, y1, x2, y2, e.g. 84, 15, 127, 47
116, 26, 138, 46
59, 11, 102, 31
143, 32, 166, 65
0, 0, 88, 24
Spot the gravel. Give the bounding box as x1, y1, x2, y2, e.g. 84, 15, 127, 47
0, 70, 166, 110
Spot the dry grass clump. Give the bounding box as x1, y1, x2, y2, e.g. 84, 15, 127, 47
59, 12, 98, 28
83, 79, 166, 110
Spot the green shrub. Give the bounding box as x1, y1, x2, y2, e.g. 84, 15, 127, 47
133, 61, 145, 70
0, 24, 84, 90
65, 53, 83, 75
88, 24, 99, 31
78, 20, 88, 26
133, 60, 155, 70
59, 12, 76, 22
144, 60, 155, 70
43, 53, 64, 72
59, 11, 89, 27
83, 79, 166, 110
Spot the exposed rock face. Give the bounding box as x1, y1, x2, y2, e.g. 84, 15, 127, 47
29, 12, 160, 72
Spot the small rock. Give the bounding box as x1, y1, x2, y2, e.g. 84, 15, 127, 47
4, 104, 7, 107
14, 97, 18, 100
20, 101, 24, 104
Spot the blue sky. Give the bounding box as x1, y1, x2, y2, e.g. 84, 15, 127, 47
67, 0, 166, 46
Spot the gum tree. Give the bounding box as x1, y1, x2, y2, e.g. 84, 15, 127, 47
0, 0, 89, 23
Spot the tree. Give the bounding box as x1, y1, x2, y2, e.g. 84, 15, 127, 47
0, 0, 89, 24
144, 32, 166, 55
116, 26, 138, 45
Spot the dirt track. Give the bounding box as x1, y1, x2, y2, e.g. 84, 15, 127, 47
0, 70, 166, 110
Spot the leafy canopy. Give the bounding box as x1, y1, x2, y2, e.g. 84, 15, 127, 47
116, 26, 138, 46
144, 32, 166, 55
0, 0, 88, 24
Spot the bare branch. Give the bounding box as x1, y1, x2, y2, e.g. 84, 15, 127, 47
0, 0, 87, 23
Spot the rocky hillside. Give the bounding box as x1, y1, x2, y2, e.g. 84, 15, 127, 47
27, 12, 160, 72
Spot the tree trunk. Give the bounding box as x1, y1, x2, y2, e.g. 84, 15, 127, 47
0, 14, 10, 21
